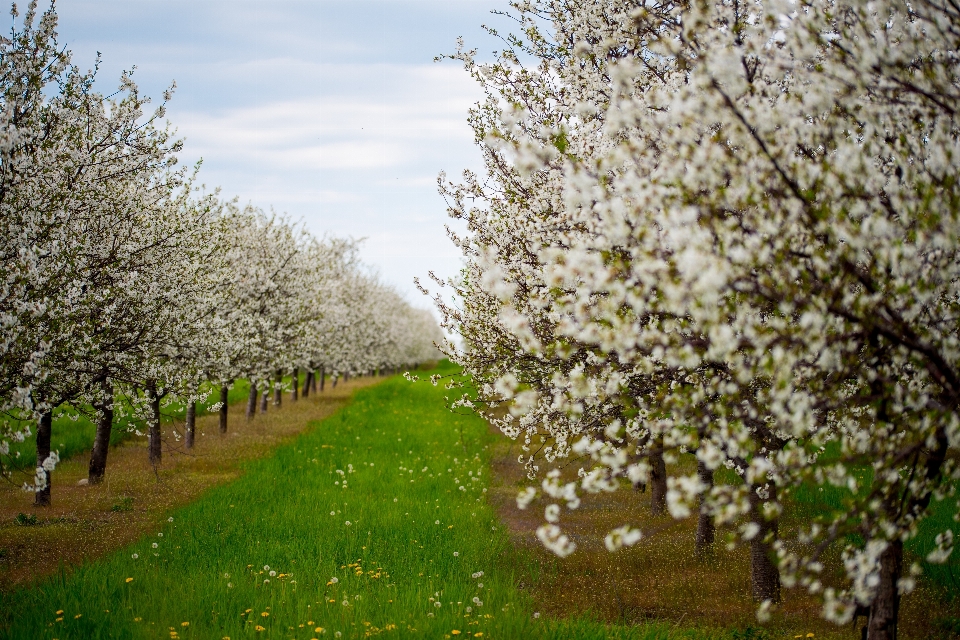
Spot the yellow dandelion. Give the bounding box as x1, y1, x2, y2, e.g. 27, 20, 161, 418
315, 627, 324, 633
181, 622, 189, 627
55, 617, 63, 622
474, 634, 484, 638
452, 631, 461, 636
308, 621, 315, 625
74, 614, 82, 619
806, 635, 815, 639
55, 610, 63, 615
125, 578, 134, 583
255, 625, 265, 632
134, 617, 142, 622
261, 612, 269, 617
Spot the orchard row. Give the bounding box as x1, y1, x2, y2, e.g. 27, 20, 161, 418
428, 2, 960, 639
0, 5, 442, 501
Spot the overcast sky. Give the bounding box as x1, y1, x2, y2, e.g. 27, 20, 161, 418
53, 0, 510, 307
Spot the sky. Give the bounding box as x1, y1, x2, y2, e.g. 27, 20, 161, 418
53, 0, 512, 308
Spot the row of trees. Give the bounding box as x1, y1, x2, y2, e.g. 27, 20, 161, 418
430, 1, 960, 638
0, 3, 442, 504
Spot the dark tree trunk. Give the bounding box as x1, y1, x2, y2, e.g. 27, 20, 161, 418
260, 389, 268, 413
34, 410, 52, 506
246, 382, 257, 420
148, 387, 162, 467
185, 401, 196, 449
219, 385, 229, 434
867, 540, 903, 640
319, 366, 325, 392
650, 441, 667, 516
274, 370, 282, 406
749, 481, 781, 603
302, 370, 311, 398
695, 460, 715, 556
292, 368, 299, 400
88, 381, 114, 484
332, 374, 338, 389
344, 371, 349, 382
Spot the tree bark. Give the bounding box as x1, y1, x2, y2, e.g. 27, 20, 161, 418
695, 460, 715, 556
319, 366, 325, 392
332, 374, 338, 389
302, 370, 311, 398
867, 539, 903, 640
274, 370, 282, 406
34, 410, 52, 506
292, 367, 299, 401
749, 481, 781, 603
344, 371, 349, 382
260, 389, 268, 413
148, 386, 162, 467
88, 381, 114, 484
219, 384, 229, 434
185, 401, 196, 449
246, 382, 257, 420
650, 441, 667, 516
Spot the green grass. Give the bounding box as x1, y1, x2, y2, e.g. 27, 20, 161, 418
0, 363, 723, 639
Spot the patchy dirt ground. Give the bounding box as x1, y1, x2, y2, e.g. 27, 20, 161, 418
0, 376, 380, 591
483, 427, 959, 639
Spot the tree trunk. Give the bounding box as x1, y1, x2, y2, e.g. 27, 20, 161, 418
34, 410, 52, 506
344, 371, 349, 382
260, 389, 268, 413
866, 539, 902, 640
302, 370, 311, 398
88, 381, 114, 484
185, 401, 196, 449
319, 366, 325, 392
332, 374, 338, 389
274, 370, 282, 406
695, 460, 715, 556
148, 387, 162, 467
246, 382, 257, 420
219, 385, 229, 434
749, 481, 781, 603
291, 367, 299, 401
650, 442, 667, 516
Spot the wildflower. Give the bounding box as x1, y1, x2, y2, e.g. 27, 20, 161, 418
335, 633, 342, 638
131, 554, 138, 560
452, 631, 461, 635
345, 521, 352, 526
56, 610, 63, 615
263, 579, 270, 584
263, 565, 270, 571
435, 520, 440, 525
466, 607, 473, 613
152, 543, 158, 549
181, 622, 189, 627
168, 517, 174, 523
342, 600, 349, 606
315, 627, 323, 633
533, 612, 540, 619
227, 583, 233, 588
158, 533, 163, 538
394, 498, 398, 502
434, 602, 441, 608
269, 570, 277, 577
255, 625, 265, 631
261, 612, 269, 617
125, 578, 134, 583
453, 552, 459, 557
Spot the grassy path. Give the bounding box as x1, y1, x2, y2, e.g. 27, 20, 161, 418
1, 363, 705, 640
